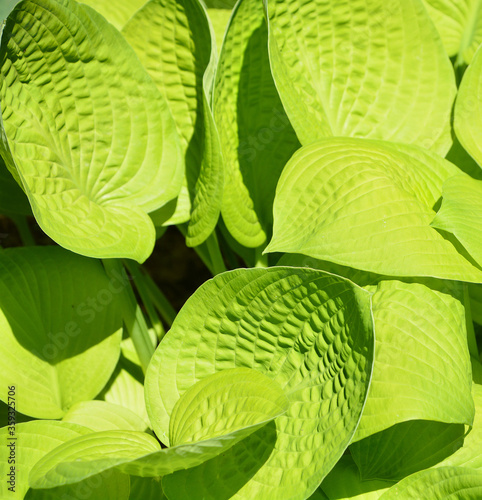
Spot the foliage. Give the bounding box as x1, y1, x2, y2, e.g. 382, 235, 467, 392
0, 0, 481, 499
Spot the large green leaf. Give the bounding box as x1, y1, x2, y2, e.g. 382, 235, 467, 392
30, 370, 286, 489
264, 0, 455, 155
0, 0, 182, 262
266, 138, 482, 282
432, 175, 482, 267
354, 279, 474, 441
435, 383, 482, 470
455, 44, 482, 167
422, 0, 482, 65
379, 467, 482, 499
146, 267, 374, 499
320, 455, 391, 500
214, 0, 300, 248
0, 420, 130, 500
169, 367, 288, 446
79, 0, 147, 30
0, 246, 122, 418
278, 255, 475, 442
123, 0, 223, 246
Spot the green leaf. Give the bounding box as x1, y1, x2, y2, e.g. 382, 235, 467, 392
351, 420, 465, 481
422, 0, 482, 65
30, 402, 283, 491
435, 383, 482, 470
146, 267, 374, 499
266, 138, 482, 282
455, 44, 482, 167
214, 0, 300, 247
29, 430, 161, 489
62, 400, 148, 432
0, 420, 129, 500
432, 175, 482, 266
264, 0, 456, 154
79, 0, 147, 30
0, 420, 91, 499
320, 455, 391, 500
354, 279, 474, 441
169, 367, 288, 446
0, 0, 182, 262
122, 0, 224, 246
379, 467, 482, 499
0, 246, 122, 418
279, 256, 476, 442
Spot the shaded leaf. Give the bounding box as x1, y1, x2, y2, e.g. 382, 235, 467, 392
0, 247, 122, 418
432, 174, 482, 267
214, 0, 300, 247
123, 0, 223, 246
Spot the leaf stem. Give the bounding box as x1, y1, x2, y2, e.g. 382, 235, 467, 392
124, 259, 176, 329
11, 215, 35, 246
123, 260, 165, 340
255, 246, 268, 268
103, 259, 154, 374
205, 232, 227, 275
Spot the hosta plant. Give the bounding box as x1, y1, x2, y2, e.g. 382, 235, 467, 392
0, 0, 482, 499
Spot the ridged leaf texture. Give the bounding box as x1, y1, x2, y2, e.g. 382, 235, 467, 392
0, 0, 182, 262
267, 138, 482, 282
123, 0, 224, 246
146, 267, 374, 500
264, 0, 455, 154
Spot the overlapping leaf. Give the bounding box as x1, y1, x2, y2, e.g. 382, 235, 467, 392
0, 247, 123, 418
320, 455, 391, 500
422, 0, 482, 64
62, 400, 148, 432
146, 267, 374, 499
29, 368, 286, 489
455, 44, 482, 167
432, 175, 482, 267
380, 467, 482, 499
267, 138, 482, 282
435, 383, 482, 470
264, 0, 455, 154
0, 420, 130, 500
214, 0, 300, 248
351, 420, 465, 481
79, 0, 147, 30
123, 0, 223, 246
354, 279, 474, 441
0, 0, 182, 262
